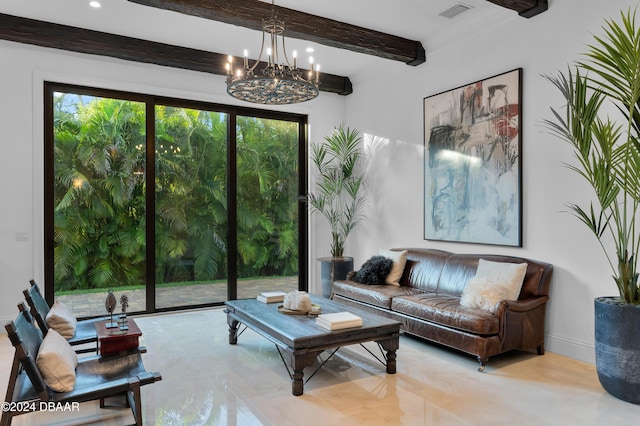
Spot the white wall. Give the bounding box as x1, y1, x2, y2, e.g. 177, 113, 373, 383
2, 0, 638, 364
337, 0, 640, 363
0, 40, 344, 325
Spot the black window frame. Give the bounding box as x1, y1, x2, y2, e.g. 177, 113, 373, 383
44, 82, 308, 314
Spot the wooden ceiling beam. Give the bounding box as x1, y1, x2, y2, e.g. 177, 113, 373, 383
486, 0, 548, 18
127, 0, 426, 66
0, 13, 352, 96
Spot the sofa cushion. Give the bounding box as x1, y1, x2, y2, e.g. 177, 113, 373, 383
379, 249, 408, 286
460, 259, 528, 313
332, 281, 424, 309
400, 249, 451, 292
392, 294, 500, 335
435, 255, 481, 296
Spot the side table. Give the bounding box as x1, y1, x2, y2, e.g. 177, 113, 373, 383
95, 317, 142, 356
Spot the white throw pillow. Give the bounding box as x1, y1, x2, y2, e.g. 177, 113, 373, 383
460, 259, 528, 313
45, 301, 77, 339
379, 249, 408, 286
36, 329, 78, 392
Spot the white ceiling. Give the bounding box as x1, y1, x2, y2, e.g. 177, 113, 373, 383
0, 0, 520, 78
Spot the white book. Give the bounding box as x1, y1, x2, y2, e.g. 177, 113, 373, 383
317, 311, 362, 324
316, 318, 363, 331
316, 317, 362, 327
316, 312, 363, 330
257, 291, 286, 303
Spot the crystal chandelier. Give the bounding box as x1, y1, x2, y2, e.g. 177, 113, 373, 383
225, 1, 320, 105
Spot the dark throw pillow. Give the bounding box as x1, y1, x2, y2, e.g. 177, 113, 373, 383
352, 256, 394, 285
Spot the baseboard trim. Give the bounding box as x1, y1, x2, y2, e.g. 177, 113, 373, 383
546, 333, 595, 364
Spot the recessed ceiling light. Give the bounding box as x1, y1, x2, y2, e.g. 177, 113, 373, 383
305, 47, 314, 53
89, 1, 101, 8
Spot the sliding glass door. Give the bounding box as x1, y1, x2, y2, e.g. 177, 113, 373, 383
48, 91, 148, 315
236, 116, 301, 299
154, 105, 228, 309
45, 83, 307, 316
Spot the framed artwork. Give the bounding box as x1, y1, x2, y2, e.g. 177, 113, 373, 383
423, 68, 522, 246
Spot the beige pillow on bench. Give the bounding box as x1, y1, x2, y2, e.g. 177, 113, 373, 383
45, 301, 77, 339
460, 259, 528, 313
36, 328, 78, 392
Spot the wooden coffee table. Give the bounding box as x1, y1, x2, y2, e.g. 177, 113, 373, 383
225, 295, 400, 396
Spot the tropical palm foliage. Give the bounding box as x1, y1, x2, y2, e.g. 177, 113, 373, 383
53, 94, 299, 291
307, 125, 367, 258
236, 117, 300, 276
154, 106, 228, 283
53, 97, 147, 290
544, 8, 640, 303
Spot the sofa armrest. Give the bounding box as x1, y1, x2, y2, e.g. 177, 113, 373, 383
495, 296, 549, 354
496, 296, 549, 314
506, 296, 549, 312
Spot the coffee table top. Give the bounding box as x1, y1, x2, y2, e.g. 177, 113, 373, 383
225, 295, 400, 350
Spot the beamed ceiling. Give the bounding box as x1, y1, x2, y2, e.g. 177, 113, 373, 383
128, 0, 547, 66
487, 0, 548, 17
129, 0, 428, 66
0, 13, 353, 95
0, 0, 548, 97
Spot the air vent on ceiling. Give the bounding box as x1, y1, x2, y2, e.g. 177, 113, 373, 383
439, 3, 473, 19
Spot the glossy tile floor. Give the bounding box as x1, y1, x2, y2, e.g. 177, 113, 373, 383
2, 307, 640, 425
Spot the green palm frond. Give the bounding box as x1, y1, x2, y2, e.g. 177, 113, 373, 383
307, 125, 369, 257
544, 8, 640, 304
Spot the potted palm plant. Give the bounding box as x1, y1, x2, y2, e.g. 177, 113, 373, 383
308, 125, 367, 298
545, 9, 640, 404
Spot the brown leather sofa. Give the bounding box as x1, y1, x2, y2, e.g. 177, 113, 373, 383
331, 248, 553, 371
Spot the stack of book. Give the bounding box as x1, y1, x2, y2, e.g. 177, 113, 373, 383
257, 291, 286, 303
316, 312, 363, 331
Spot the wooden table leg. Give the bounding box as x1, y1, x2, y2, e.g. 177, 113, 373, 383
378, 335, 400, 375
292, 369, 304, 396
291, 350, 322, 396
386, 349, 397, 374
227, 318, 239, 345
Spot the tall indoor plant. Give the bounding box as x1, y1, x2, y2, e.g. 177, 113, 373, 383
545, 9, 640, 404
308, 125, 367, 297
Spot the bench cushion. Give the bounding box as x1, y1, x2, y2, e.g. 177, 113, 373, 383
392, 293, 500, 335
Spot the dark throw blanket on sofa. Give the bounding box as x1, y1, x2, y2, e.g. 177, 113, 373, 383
351, 256, 394, 285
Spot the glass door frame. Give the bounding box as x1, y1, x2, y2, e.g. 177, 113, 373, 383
44, 82, 308, 314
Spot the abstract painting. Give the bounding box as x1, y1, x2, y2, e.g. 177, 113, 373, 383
423, 68, 522, 246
